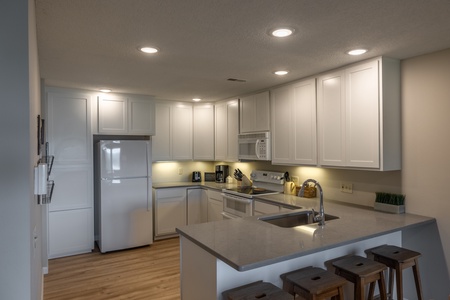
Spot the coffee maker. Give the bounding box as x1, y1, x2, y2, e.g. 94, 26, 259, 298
215, 165, 229, 183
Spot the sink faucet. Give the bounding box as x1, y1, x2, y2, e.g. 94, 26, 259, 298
298, 179, 325, 226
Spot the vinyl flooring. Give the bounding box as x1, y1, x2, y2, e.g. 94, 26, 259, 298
44, 237, 180, 300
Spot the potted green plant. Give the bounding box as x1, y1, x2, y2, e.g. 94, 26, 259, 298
374, 192, 405, 214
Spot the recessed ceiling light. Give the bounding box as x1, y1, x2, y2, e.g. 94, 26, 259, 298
270, 28, 294, 38
139, 46, 159, 54
347, 49, 368, 56
99, 89, 111, 93
274, 70, 289, 76
192, 98, 201, 102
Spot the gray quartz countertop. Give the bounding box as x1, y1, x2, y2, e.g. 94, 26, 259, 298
152, 181, 236, 191
176, 193, 435, 272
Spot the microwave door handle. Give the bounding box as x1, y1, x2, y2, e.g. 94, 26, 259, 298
255, 139, 261, 159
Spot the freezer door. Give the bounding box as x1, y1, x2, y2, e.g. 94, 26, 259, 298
99, 140, 149, 179
99, 177, 152, 253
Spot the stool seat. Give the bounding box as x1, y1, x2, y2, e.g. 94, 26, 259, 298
332, 255, 387, 300
281, 266, 347, 300
371, 245, 423, 300
222, 281, 292, 300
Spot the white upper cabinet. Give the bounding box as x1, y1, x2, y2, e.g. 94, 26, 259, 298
271, 78, 317, 165
317, 57, 401, 170
215, 99, 239, 162
152, 102, 193, 161
239, 91, 270, 133
98, 95, 155, 135
193, 104, 215, 160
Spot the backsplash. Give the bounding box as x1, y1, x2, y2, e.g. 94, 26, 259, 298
152, 160, 402, 208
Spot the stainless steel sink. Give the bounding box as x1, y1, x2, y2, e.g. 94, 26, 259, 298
258, 210, 339, 228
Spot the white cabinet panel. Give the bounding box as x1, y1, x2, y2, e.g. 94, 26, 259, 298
187, 188, 208, 225
207, 190, 223, 222
154, 188, 187, 238
98, 95, 127, 134
239, 91, 270, 133
271, 78, 317, 165
49, 165, 92, 211
152, 103, 171, 161
128, 98, 155, 135
172, 105, 193, 160
47, 91, 91, 163
48, 208, 93, 258
215, 99, 239, 162
193, 104, 214, 160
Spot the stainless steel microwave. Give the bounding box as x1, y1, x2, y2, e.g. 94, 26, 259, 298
238, 132, 271, 161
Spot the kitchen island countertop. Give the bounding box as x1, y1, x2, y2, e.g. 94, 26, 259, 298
176, 193, 435, 271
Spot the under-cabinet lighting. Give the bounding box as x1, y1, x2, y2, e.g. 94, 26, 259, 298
192, 98, 201, 102
99, 89, 111, 93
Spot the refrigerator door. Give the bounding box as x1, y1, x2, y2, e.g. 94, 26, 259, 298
99, 140, 149, 179
99, 177, 152, 253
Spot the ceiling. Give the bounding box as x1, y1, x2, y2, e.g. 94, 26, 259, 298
36, 0, 450, 102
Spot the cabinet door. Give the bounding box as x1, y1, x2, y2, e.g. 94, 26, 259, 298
47, 91, 91, 164
172, 104, 193, 160
187, 188, 208, 225
226, 100, 239, 161
152, 103, 171, 161
128, 98, 155, 135
155, 188, 187, 237
48, 208, 93, 258
193, 104, 214, 160
240, 91, 270, 133
98, 95, 128, 134
254, 200, 280, 216
214, 103, 227, 161
317, 70, 346, 167
271, 85, 293, 164
292, 79, 317, 165
207, 190, 223, 222
345, 60, 379, 168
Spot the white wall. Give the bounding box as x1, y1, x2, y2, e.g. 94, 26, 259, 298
0, 0, 43, 299
401, 48, 450, 278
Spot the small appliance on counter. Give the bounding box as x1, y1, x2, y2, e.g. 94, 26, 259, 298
192, 171, 201, 182
215, 165, 229, 183
204, 172, 216, 182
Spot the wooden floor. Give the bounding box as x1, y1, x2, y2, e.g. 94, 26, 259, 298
44, 238, 181, 300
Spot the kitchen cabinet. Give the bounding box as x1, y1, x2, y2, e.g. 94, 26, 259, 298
193, 104, 214, 160
187, 188, 208, 225
46, 87, 94, 258
153, 102, 193, 161
207, 189, 223, 222
154, 187, 187, 239
253, 200, 293, 216
271, 78, 317, 165
98, 94, 155, 135
317, 57, 401, 170
239, 91, 270, 133
215, 99, 239, 162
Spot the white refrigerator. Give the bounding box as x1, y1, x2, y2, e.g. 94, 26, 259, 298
96, 140, 153, 253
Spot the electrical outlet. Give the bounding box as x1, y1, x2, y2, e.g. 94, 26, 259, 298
340, 182, 353, 194
178, 167, 183, 175
291, 176, 299, 186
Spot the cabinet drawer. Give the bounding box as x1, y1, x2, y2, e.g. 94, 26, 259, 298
156, 188, 186, 199
254, 201, 280, 214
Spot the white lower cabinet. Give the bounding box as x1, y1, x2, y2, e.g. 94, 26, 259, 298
207, 190, 223, 222
48, 208, 93, 258
154, 187, 187, 239
187, 188, 208, 225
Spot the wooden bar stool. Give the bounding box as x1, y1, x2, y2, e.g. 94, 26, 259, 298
222, 280, 293, 300
332, 255, 387, 300
370, 245, 423, 300
280, 266, 347, 299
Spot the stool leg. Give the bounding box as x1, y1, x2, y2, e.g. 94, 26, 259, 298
368, 282, 375, 300
378, 271, 387, 300
413, 258, 424, 300
338, 286, 344, 300
355, 280, 364, 300
395, 264, 403, 300
388, 268, 394, 300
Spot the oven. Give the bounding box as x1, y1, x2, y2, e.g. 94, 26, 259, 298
221, 170, 285, 219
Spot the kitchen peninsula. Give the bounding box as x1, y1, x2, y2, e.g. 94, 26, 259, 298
176, 194, 436, 299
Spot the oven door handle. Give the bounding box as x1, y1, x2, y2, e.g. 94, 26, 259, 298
221, 211, 240, 219
221, 193, 253, 204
